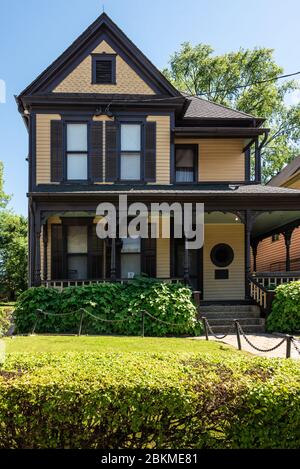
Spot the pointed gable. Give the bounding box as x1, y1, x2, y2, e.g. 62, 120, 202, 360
19, 13, 180, 98
53, 39, 155, 95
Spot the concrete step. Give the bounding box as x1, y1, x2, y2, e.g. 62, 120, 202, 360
200, 311, 261, 319
207, 317, 264, 326
207, 324, 265, 334
200, 304, 260, 313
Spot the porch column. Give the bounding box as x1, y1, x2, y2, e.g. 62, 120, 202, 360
244, 211, 252, 298
283, 229, 294, 271
254, 138, 261, 183
110, 238, 116, 281
251, 239, 259, 272
34, 226, 41, 286
42, 222, 48, 283
183, 238, 190, 284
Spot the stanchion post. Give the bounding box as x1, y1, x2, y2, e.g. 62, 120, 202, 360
234, 320, 242, 351
202, 317, 209, 340
78, 309, 84, 337
32, 309, 41, 335
141, 310, 145, 338
286, 335, 292, 358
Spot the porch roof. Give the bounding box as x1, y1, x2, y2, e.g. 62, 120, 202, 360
30, 183, 300, 196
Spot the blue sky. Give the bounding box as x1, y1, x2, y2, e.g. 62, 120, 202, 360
1, 0, 300, 215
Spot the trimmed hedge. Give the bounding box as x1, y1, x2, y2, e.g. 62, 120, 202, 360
0, 352, 299, 448
267, 281, 300, 333
14, 278, 201, 336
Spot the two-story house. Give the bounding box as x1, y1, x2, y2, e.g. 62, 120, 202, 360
16, 13, 300, 319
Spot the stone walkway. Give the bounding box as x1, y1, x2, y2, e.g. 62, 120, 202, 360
198, 334, 300, 359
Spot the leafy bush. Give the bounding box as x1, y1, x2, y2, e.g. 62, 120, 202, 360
0, 305, 14, 337
267, 281, 300, 333
0, 352, 299, 448
14, 279, 201, 336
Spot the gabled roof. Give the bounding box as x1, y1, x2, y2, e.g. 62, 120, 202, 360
18, 13, 180, 98
267, 155, 300, 187
182, 95, 263, 123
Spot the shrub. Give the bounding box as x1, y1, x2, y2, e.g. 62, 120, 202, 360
0, 306, 14, 337
0, 352, 299, 448
267, 281, 300, 333
14, 279, 201, 336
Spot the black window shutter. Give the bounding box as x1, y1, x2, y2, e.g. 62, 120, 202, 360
144, 121, 156, 182
50, 121, 64, 182
105, 121, 118, 181
51, 224, 63, 279
88, 225, 104, 279
141, 236, 156, 278
90, 121, 103, 182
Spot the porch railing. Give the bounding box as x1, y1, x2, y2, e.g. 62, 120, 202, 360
249, 272, 300, 316
43, 278, 184, 290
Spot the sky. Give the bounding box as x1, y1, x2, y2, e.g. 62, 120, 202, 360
0, 0, 300, 216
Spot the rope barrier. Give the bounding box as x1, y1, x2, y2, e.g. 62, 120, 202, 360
204, 318, 234, 340
81, 308, 136, 323
291, 338, 300, 355
237, 322, 287, 353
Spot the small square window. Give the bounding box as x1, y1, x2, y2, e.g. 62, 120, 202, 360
272, 234, 280, 242
92, 54, 116, 84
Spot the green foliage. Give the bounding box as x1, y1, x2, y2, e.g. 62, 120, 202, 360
0, 352, 299, 448
0, 211, 28, 300
0, 162, 11, 209
163, 43, 300, 181
267, 281, 300, 333
14, 279, 201, 336
0, 305, 14, 337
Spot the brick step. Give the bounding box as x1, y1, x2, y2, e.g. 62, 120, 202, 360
200, 311, 261, 319
207, 318, 264, 326
207, 324, 265, 334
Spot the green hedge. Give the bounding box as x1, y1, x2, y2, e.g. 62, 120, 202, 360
267, 281, 300, 333
14, 278, 201, 336
0, 352, 299, 448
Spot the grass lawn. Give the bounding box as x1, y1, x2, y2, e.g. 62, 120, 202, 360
2, 334, 241, 355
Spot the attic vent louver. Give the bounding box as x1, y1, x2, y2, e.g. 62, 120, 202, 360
92, 55, 116, 85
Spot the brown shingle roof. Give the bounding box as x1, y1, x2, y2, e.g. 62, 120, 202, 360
183, 95, 259, 120
267, 155, 300, 187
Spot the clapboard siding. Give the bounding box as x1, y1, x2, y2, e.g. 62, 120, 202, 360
36, 114, 61, 184
255, 228, 300, 272
156, 237, 170, 278
203, 224, 245, 300
147, 115, 170, 184
175, 138, 245, 181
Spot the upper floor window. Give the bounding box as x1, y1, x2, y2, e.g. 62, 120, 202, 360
66, 123, 88, 181
272, 234, 280, 242
92, 54, 116, 84
175, 145, 197, 183
120, 123, 141, 180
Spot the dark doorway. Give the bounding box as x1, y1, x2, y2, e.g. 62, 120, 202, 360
172, 238, 203, 293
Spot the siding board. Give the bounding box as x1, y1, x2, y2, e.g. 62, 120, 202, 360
147, 115, 170, 184
36, 114, 61, 184
175, 138, 245, 182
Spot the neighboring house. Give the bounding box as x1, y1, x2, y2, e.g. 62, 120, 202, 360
16, 13, 300, 317
254, 156, 300, 272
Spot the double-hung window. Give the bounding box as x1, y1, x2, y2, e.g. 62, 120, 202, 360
175, 145, 197, 183
120, 123, 141, 180
67, 225, 88, 279
66, 123, 88, 180
121, 237, 141, 278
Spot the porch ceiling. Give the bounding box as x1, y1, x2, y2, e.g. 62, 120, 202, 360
252, 211, 300, 239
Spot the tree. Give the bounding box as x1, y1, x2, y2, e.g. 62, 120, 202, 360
0, 162, 27, 300
0, 162, 11, 208
163, 43, 300, 181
